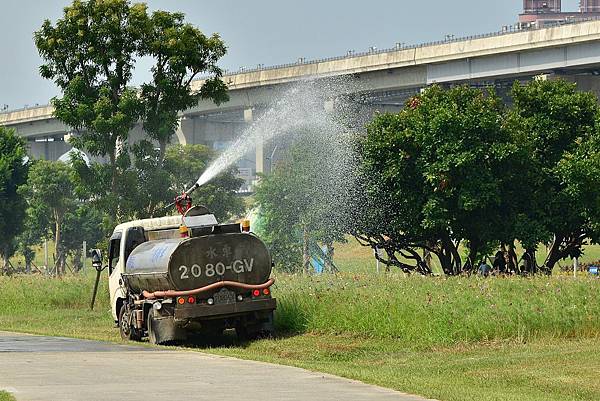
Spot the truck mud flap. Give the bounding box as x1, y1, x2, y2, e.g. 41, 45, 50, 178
149, 310, 186, 344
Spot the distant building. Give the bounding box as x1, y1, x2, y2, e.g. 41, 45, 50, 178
523, 0, 561, 14
581, 0, 600, 13
519, 0, 600, 27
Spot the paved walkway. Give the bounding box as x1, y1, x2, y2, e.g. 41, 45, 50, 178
0, 332, 433, 401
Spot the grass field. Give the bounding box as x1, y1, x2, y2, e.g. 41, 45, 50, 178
206, 336, 600, 401
1, 239, 600, 401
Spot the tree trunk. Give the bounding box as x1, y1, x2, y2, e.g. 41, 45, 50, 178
507, 243, 519, 274
109, 150, 117, 196
450, 243, 462, 275
54, 213, 63, 276
158, 139, 167, 164
1, 252, 8, 276
302, 226, 310, 275
465, 240, 479, 273
73, 249, 82, 272
542, 235, 560, 274
423, 247, 432, 271
324, 242, 335, 273
436, 238, 460, 276
434, 248, 451, 276
25, 252, 32, 275
523, 248, 536, 275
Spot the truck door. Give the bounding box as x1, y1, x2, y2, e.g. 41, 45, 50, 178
108, 231, 123, 321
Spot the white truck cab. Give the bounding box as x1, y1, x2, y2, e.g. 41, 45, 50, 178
108, 215, 197, 322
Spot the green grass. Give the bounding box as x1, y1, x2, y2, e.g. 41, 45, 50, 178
207, 336, 600, 401
0, 273, 115, 341
1, 240, 600, 400
272, 274, 600, 348
0, 391, 16, 401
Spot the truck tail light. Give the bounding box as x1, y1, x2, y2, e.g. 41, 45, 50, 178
262, 288, 270, 296
187, 296, 196, 304
252, 289, 260, 297
177, 297, 185, 305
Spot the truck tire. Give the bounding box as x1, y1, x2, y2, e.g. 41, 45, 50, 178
147, 308, 159, 345
147, 308, 186, 345
119, 304, 142, 342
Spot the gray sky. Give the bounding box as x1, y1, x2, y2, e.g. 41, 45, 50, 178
0, 0, 582, 110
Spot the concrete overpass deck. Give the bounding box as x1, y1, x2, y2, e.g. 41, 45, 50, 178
4, 19, 600, 181
5, 18, 600, 128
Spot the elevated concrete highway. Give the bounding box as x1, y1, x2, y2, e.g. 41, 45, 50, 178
4, 19, 600, 185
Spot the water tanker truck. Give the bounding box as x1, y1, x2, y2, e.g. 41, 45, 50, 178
102, 195, 276, 344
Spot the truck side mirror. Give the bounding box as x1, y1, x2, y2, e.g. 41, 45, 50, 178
90, 249, 104, 272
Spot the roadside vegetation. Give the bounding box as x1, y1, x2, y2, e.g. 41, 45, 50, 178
1, 2, 600, 401
0, 391, 16, 401
1, 241, 599, 401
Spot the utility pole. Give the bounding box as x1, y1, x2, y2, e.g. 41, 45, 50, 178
44, 240, 48, 275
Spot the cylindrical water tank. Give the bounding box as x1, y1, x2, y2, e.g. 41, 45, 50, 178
123, 233, 272, 293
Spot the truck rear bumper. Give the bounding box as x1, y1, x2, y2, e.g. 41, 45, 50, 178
174, 298, 276, 321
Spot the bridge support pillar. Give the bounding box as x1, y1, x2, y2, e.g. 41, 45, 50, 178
175, 117, 187, 145
27, 136, 71, 161
245, 108, 263, 175
561, 75, 600, 99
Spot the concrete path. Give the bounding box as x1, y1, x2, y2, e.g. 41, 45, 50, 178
0, 332, 433, 401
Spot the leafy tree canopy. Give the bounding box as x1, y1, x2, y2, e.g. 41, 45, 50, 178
506, 79, 600, 271
35, 0, 146, 159
71, 143, 244, 223
0, 126, 29, 272
20, 160, 76, 274
354, 85, 520, 275
140, 10, 229, 159
34, 0, 229, 216
255, 132, 351, 273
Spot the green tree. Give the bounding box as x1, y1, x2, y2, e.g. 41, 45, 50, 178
255, 133, 350, 273
61, 204, 105, 270
35, 0, 148, 216
506, 79, 600, 272
71, 142, 245, 222
35, 1, 230, 221
163, 144, 244, 222
16, 208, 47, 274
354, 85, 518, 275
21, 160, 76, 275
140, 10, 228, 160
0, 127, 29, 273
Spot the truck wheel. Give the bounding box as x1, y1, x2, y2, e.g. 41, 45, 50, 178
147, 309, 185, 345
119, 304, 142, 342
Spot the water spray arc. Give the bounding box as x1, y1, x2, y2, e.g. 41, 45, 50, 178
189, 78, 365, 191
